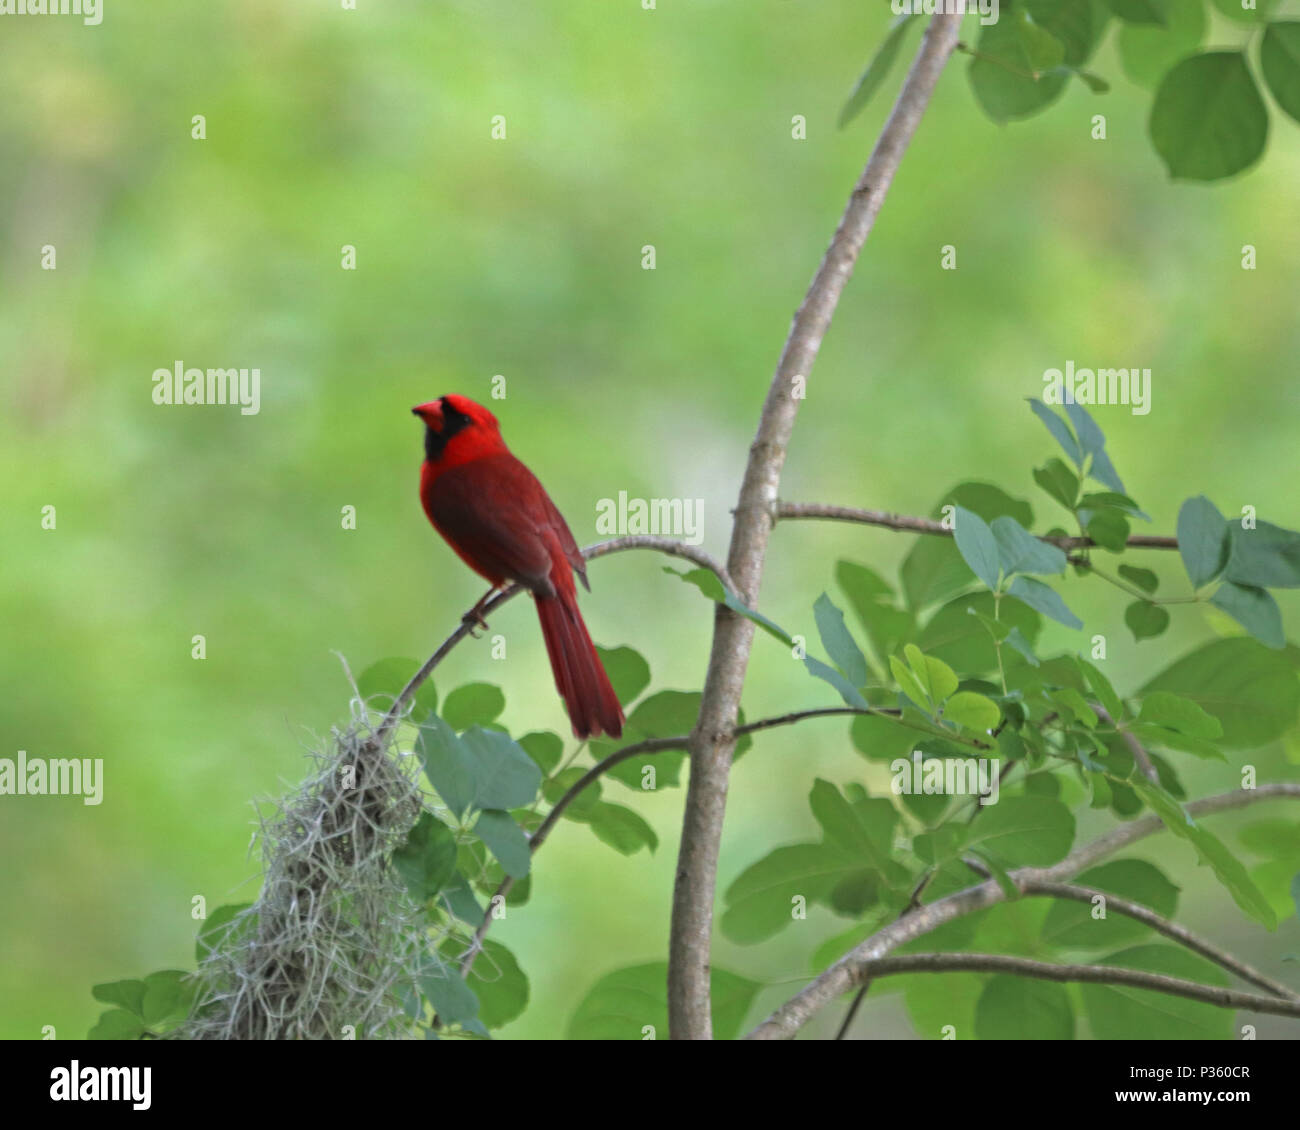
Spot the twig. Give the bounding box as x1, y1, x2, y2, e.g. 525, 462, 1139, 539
832, 953, 1300, 1019
1094, 705, 1158, 784
669, 9, 965, 1040
1019, 881, 1300, 1001
369, 535, 733, 750
776, 501, 1179, 550
747, 783, 1300, 1039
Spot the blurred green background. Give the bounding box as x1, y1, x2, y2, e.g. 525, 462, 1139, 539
2, 0, 1298, 1040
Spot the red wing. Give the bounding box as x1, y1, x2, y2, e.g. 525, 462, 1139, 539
538, 487, 588, 588
426, 454, 571, 594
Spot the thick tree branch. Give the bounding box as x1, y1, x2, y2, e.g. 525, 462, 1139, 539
747, 783, 1300, 1039
775, 501, 1179, 549
669, 9, 965, 1040
819, 953, 1300, 1019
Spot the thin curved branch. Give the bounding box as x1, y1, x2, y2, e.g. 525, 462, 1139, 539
670, 12, 967, 1040
747, 783, 1300, 1039
821, 953, 1300, 1020
775, 501, 1178, 550
1019, 881, 1299, 1001
734, 705, 899, 735
369, 535, 734, 749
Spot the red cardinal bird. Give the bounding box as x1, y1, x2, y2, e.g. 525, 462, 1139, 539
412, 395, 624, 739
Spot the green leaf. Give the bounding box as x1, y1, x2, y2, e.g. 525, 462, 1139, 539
1125, 600, 1170, 642
91, 979, 147, 1018
585, 801, 658, 855
140, 970, 195, 1027
1004, 626, 1041, 666
991, 516, 1068, 576
901, 483, 1034, 609
1177, 495, 1230, 588
1007, 576, 1083, 630
804, 655, 870, 710
357, 657, 438, 721
1051, 687, 1099, 728
1128, 722, 1225, 761
1118, 564, 1159, 594
1041, 859, 1180, 948
1029, 399, 1082, 466
722, 843, 872, 943
1225, 519, 1300, 589
1261, 22, 1300, 124
1238, 818, 1300, 859
1082, 509, 1131, 553
1080, 491, 1149, 521
662, 566, 793, 645
1080, 944, 1231, 1040
542, 766, 602, 819
1034, 458, 1080, 511
919, 592, 1041, 674
1026, 0, 1106, 67
566, 962, 760, 1041
965, 796, 1075, 868
1137, 690, 1224, 739
1210, 0, 1281, 23
836, 560, 912, 671
1117, 0, 1205, 89
393, 811, 459, 901
969, 5, 1069, 121
417, 716, 477, 819
460, 727, 543, 811
1210, 581, 1285, 648
1141, 636, 1300, 747
1062, 401, 1128, 495
1013, 7, 1067, 73
1150, 52, 1268, 181
518, 731, 564, 775
953, 506, 1002, 590
458, 937, 529, 1030
943, 691, 1002, 733
813, 592, 869, 688
1129, 778, 1276, 929
594, 646, 651, 706
442, 683, 506, 731
599, 690, 699, 789
904, 643, 960, 705
890, 655, 931, 711
1077, 657, 1124, 721
420, 957, 480, 1028
809, 780, 901, 877
975, 975, 1074, 1040
88, 1009, 147, 1040
1106, 0, 1168, 25
440, 871, 484, 926
195, 902, 254, 964
850, 712, 917, 763
473, 809, 531, 878
839, 13, 919, 128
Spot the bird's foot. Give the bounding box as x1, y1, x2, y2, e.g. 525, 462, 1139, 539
462, 608, 490, 638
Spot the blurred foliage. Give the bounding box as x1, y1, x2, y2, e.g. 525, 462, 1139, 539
2, 1, 1299, 1040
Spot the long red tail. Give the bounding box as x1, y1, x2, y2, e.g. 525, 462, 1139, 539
535, 590, 624, 740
